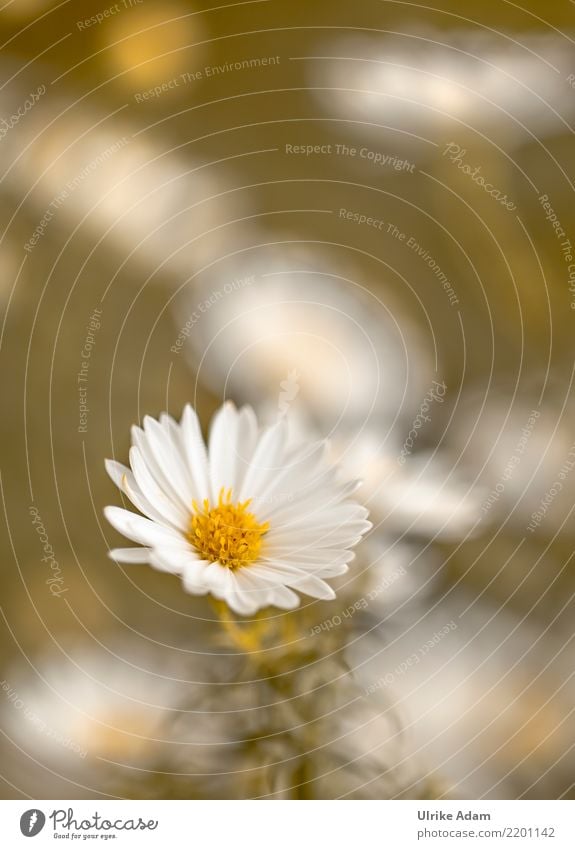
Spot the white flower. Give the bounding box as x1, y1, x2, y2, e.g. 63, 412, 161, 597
104, 402, 371, 615
174, 249, 432, 434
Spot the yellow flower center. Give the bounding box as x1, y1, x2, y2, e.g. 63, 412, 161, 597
189, 487, 269, 569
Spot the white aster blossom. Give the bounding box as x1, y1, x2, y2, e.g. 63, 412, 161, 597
104, 402, 371, 615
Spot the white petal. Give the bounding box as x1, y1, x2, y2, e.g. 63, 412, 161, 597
235, 567, 300, 614
234, 406, 260, 490
265, 584, 300, 610
263, 546, 354, 567
105, 458, 131, 490
260, 483, 363, 524
160, 412, 200, 496
148, 551, 181, 575
315, 562, 350, 578
232, 568, 266, 614
131, 424, 190, 514
238, 419, 289, 501
286, 573, 335, 600
260, 550, 354, 578
277, 503, 370, 531
245, 438, 326, 512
